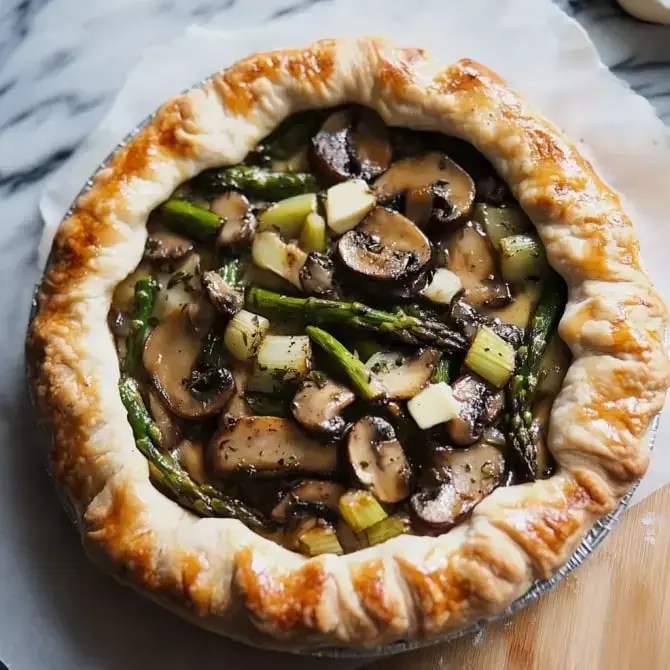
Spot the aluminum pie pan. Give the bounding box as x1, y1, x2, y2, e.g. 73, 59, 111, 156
27, 76, 663, 661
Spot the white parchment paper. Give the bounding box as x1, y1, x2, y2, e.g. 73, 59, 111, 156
39, 0, 670, 509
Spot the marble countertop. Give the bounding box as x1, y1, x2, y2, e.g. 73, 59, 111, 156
0, 1, 668, 669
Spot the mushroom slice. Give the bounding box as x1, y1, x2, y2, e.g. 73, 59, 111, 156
383, 268, 433, 300
309, 108, 392, 185
373, 152, 475, 224
411, 443, 505, 530
212, 192, 257, 247
147, 388, 182, 450
446, 374, 504, 446
201, 270, 243, 319
309, 110, 352, 184
299, 252, 337, 297
347, 416, 411, 504
337, 207, 432, 281
367, 348, 440, 400
143, 311, 235, 419
209, 416, 338, 478
271, 480, 345, 522
291, 378, 355, 435
144, 231, 194, 262
441, 221, 511, 308
449, 297, 523, 348
347, 108, 391, 180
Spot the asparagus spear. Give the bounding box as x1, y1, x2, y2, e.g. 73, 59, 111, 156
431, 357, 460, 385
118, 376, 274, 531
192, 166, 318, 201
505, 278, 566, 479
349, 337, 387, 363
307, 328, 420, 451
257, 111, 326, 161
160, 199, 223, 242
306, 326, 384, 401
122, 276, 158, 374
218, 255, 246, 286
247, 288, 468, 354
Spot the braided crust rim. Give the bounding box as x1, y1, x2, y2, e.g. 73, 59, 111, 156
26, 38, 669, 650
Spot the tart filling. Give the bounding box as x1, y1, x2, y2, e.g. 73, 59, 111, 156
112, 106, 571, 556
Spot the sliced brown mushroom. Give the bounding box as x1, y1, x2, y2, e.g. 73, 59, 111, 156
143, 310, 235, 419
337, 207, 432, 281
373, 152, 475, 225
220, 361, 253, 420
411, 443, 505, 530
212, 191, 258, 247
175, 438, 208, 484
384, 268, 433, 300
291, 378, 355, 435
201, 270, 243, 319
448, 297, 523, 348
271, 480, 345, 522
299, 252, 337, 297
446, 374, 504, 447
440, 221, 511, 308
209, 416, 338, 478
347, 416, 411, 504
309, 110, 352, 184
144, 231, 194, 262
347, 108, 391, 180
367, 348, 440, 400
147, 388, 182, 450
310, 108, 392, 185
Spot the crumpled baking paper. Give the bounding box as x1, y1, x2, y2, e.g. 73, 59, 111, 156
39, 0, 670, 509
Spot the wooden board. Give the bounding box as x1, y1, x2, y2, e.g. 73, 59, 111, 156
367, 485, 670, 670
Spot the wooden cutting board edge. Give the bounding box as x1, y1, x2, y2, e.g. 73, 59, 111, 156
367, 485, 670, 670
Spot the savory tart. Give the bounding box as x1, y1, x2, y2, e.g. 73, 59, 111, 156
27, 38, 670, 650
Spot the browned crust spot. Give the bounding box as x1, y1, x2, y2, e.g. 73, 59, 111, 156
396, 553, 471, 629
234, 547, 328, 634
351, 560, 401, 630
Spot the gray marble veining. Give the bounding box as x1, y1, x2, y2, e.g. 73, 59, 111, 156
0, 1, 668, 668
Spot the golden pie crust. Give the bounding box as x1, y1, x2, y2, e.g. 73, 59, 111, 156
26, 38, 670, 650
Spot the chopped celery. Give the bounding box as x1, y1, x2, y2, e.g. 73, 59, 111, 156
366, 515, 410, 546
407, 382, 462, 429
422, 268, 462, 305
325, 179, 376, 235
153, 253, 202, 320
473, 203, 531, 250
299, 212, 328, 253
499, 234, 547, 283
259, 193, 317, 239
298, 525, 344, 556
251, 230, 307, 289
247, 335, 312, 392
465, 326, 516, 388
223, 309, 270, 361
339, 490, 387, 532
